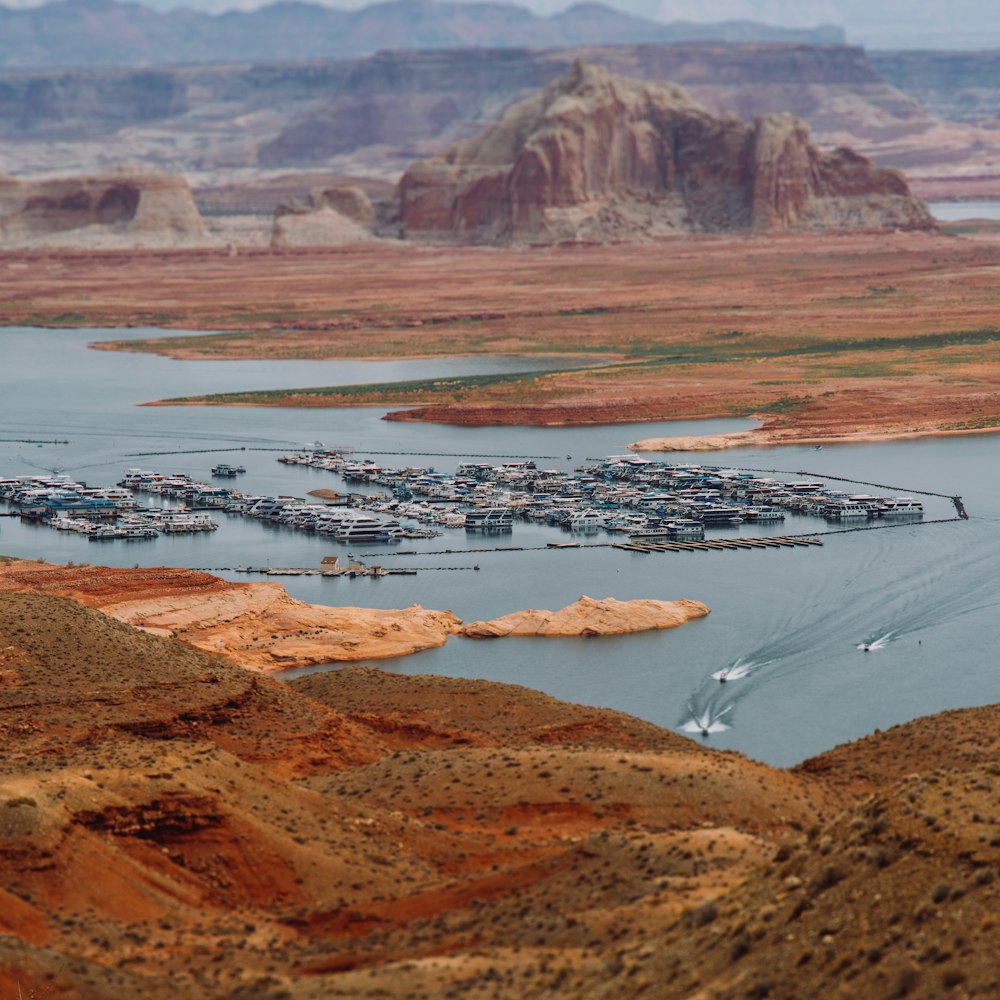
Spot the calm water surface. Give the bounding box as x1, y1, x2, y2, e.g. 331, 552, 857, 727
2, 327, 998, 766
929, 200, 1000, 222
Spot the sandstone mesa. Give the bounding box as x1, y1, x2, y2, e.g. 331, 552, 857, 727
397, 60, 932, 243
0, 168, 205, 248
460, 595, 710, 638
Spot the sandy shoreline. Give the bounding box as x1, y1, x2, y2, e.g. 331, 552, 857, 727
629, 422, 1000, 453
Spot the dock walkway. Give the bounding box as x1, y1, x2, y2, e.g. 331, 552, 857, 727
612, 535, 823, 554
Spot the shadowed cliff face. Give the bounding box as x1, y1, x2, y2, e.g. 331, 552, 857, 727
0, 44, 939, 152
397, 62, 933, 242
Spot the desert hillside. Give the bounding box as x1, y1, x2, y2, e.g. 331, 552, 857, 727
0, 571, 998, 997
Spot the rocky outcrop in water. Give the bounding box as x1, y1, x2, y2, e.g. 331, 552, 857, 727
0, 563, 710, 669
460, 595, 710, 638
0, 169, 205, 246
397, 61, 933, 243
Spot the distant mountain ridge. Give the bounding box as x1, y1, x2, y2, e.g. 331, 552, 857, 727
871, 50, 1000, 125
0, 0, 844, 69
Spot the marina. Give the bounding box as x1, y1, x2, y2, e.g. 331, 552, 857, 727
0, 449, 940, 555
0, 324, 995, 766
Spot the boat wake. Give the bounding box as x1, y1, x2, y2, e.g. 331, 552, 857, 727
679, 704, 733, 735
678, 529, 997, 737
857, 632, 894, 652
711, 659, 756, 682
854, 536, 1000, 648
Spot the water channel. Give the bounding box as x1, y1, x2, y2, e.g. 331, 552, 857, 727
929, 200, 1000, 222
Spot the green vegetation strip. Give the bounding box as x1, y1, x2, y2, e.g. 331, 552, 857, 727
941, 415, 1000, 431
157, 326, 1000, 405
621, 326, 1000, 362
163, 370, 564, 405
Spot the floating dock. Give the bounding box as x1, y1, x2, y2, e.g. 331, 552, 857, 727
613, 535, 823, 554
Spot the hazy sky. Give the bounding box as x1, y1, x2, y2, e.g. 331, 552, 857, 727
3, 0, 996, 48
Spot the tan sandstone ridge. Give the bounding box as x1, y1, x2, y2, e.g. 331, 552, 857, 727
397, 60, 932, 243
0, 562, 458, 671
0, 168, 205, 248
460, 595, 709, 638
0, 562, 705, 670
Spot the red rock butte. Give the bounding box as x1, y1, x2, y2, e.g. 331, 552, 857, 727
397, 60, 933, 243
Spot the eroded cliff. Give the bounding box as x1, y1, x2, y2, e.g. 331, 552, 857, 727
397, 61, 933, 243
0, 169, 205, 247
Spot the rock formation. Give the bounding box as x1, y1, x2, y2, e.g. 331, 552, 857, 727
397, 61, 933, 243
0, 168, 205, 247
0, 563, 709, 670
270, 183, 377, 248
460, 595, 709, 638
0, 562, 459, 671
104, 586, 461, 670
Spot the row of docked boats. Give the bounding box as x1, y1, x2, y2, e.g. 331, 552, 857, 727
0, 473, 220, 540
0, 453, 924, 549
120, 469, 426, 542
273, 450, 923, 540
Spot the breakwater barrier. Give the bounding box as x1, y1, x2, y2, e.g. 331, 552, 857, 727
0, 438, 69, 445
182, 517, 963, 580
194, 564, 480, 577
354, 544, 611, 557
126, 446, 271, 457
331, 450, 567, 460
124, 445, 566, 460
194, 519, 962, 576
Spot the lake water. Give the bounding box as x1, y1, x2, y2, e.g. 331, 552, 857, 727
2, 326, 998, 766
929, 200, 1000, 222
